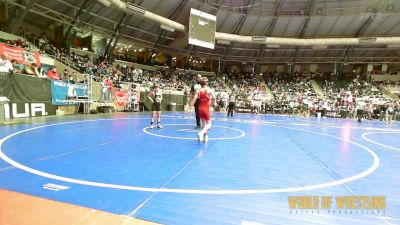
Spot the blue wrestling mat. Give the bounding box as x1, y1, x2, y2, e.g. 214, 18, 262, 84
0, 112, 399, 225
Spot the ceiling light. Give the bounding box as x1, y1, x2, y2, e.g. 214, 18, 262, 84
252, 36, 266, 42
358, 37, 377, 43
126, 2, 146, 15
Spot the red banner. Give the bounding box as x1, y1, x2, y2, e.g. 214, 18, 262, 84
0, 43, 40, 66
113, 88, 129, 106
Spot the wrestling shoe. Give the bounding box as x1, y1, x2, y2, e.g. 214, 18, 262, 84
197, 132, 204, 142
157, 123, 164, 128
150, 124, 154, 129
204, 134, 208, 142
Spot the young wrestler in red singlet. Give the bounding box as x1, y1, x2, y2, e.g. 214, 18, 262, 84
190, 78, 216, 142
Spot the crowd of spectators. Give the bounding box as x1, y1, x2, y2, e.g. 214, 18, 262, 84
0, 33, 61, 80
216, 71, 269, 111
1, 30, 399, 121
253, 71, 400, 122
318, 75, 399, 122
0, 52, 61, 80
260, 72, 319, 116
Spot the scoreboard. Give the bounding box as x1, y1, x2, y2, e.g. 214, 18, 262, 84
188, 8, 217, 49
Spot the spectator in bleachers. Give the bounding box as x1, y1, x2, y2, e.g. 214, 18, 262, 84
15, 39, 24, 47
4, 40, 13, 46
11, 60, 24, 74
0, 54, 13, 73
62, 69, 70, 80
31, 63, 48, 78
3, 30, 397, 121
23, 64, 35, 76
38, 34, 48, 50
38, 67, 48, 79
70, 72, 80, 83
32, 63, 41, 78
46, 67, 60, 80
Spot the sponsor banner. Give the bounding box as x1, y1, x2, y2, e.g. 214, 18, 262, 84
3, 102, 57, 119
113, 88, 129, 106
51, 80, 87, 105
0, 43, 40, 66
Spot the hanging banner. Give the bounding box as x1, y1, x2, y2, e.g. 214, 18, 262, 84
51, 80, 87, 105
0, 43, 41, 66
113, 88, 129, 106
94, 38, 107, 56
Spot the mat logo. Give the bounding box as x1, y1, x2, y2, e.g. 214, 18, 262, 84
4, 103, 48, 119
42, 183, 70, 191
288, 195, 386, 213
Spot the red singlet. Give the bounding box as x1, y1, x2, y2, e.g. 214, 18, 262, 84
198, 89, 211, 121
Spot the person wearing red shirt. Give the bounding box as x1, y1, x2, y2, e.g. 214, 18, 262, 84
106, 78, 113, 90
46, 67, 60, 80
106, 77, 114, 100
190, 78, 216, 142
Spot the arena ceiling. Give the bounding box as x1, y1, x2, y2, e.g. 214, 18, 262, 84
5, 0, 400, 63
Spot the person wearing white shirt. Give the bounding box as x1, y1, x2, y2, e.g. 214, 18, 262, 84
131, 69, 138, 81
227, 94, 236, 117
346, 94, 353, 106
0, 54, 13, 73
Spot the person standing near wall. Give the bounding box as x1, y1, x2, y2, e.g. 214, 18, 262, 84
106, 77, 114, 101
100, 76, 109, 101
